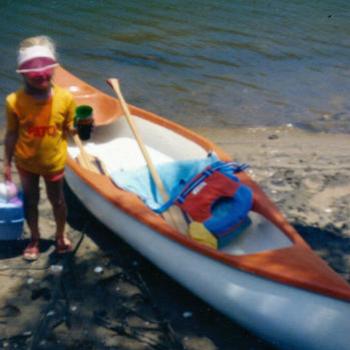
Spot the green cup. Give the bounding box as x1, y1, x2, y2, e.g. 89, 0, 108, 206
74, 105, 94, 140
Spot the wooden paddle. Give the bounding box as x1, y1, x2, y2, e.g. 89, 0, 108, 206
72, 133, 108, 175
107, 78, 188, 235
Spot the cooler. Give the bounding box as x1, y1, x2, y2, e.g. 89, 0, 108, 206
0, 197, 24, 240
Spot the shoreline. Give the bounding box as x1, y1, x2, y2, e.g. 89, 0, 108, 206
0, 126, 349, 349
195, 126, 350, 232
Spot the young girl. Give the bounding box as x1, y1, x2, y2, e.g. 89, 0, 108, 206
4, 36, 75, 260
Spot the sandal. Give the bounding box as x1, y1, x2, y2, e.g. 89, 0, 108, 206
55, 237, 73, 254
23, 240, 40, 261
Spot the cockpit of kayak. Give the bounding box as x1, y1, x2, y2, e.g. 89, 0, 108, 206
67, 115, 293, 256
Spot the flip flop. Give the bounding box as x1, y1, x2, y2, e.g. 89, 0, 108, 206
55, 237, 73, 254
23, 241, 40, 261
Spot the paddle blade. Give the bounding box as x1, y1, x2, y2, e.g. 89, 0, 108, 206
76, 153, 107, 175
164, 206, 189, 235
106, 78, 120, 93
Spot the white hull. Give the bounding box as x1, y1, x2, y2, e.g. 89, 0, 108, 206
65, 167, 350, 350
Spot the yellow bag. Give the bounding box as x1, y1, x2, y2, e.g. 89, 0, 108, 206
188, 221, 218, 249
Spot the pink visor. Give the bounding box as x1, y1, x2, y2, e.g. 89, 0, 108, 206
16, 57, 58, 74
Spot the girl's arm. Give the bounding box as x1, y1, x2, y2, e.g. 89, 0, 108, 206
4, 130, 18, 181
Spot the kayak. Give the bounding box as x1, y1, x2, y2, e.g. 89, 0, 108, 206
54, 66, 350, 350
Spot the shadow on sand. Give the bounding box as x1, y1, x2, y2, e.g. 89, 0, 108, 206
294, 224, 350, 282
63, 181, 275, 350
0, 239, 53, 261
5, 181, 347, 350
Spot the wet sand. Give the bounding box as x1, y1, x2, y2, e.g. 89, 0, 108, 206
0, 127, 349, 349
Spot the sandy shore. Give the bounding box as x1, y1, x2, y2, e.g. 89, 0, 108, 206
0, 126, 349, 349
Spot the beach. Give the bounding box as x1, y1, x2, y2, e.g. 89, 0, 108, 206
0, 126, 349, 350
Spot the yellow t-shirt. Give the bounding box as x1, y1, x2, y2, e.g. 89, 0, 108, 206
6, 85, 76, 175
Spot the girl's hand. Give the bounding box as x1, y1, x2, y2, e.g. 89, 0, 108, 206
64, 127, 77, 137
4, 164, 12, 182
70, 127, 78, 135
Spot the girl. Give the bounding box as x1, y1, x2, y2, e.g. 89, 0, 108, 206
4, 36, 75, 260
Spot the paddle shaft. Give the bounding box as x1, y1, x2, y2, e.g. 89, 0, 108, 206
72, 133, 97, 172
107, 79, 170, 197
107, 79, 188, 234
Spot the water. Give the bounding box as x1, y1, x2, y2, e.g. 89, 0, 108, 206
1, 0, 350, 133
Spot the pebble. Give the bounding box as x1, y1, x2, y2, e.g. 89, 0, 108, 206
94, 266, 104, 274
183, 336, 217, 350
303, 178, 323, 191
50, 265, 63, 274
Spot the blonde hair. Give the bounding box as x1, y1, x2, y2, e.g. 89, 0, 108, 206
18, 35, 57, 59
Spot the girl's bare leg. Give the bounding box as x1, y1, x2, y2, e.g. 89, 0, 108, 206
19, 171, 40, 241
44, 177, 68, 242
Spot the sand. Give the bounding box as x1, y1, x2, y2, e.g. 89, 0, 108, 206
0, 126, 349, 350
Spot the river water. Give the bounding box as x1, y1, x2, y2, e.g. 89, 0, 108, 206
1, 0, 350, 133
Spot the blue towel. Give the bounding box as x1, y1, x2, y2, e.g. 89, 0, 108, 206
111, 154, 218, 211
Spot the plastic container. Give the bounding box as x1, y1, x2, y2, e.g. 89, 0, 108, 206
74, 105, 94, 140
0, 182, 24, 240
